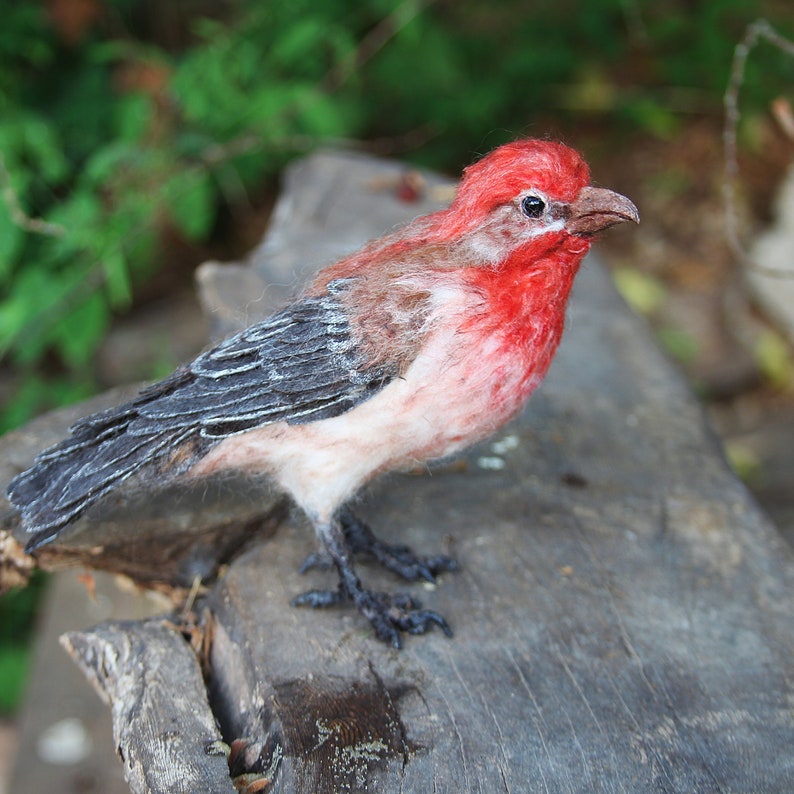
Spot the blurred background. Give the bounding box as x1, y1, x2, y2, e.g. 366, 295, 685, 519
1, 0, 793, 788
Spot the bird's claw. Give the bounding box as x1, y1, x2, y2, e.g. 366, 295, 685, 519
360, 590, 452, 648
292, 584, 452, 648
291, 587, 346, 608
339, 511, 458, 583
371, 546, 458, 583
294, 511, 456, 646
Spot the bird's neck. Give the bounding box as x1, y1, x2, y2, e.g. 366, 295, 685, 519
469, 235, 588, 328
456, 234, 590, 405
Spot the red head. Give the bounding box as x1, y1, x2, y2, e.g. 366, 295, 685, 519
315, 138, 638, 292
458, 140, 591, 213
433, 139, 638, 261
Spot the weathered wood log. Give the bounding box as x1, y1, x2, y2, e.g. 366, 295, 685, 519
3, 150, 794, 792
61, 619, 235, 793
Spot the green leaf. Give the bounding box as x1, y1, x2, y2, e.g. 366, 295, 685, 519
115, 93, 154, 142
296, 89, 347, 137
0, 374, 47, 432
612, 267, 667, 315
246, 83, 300, 135
754, 328, 793, 390
0, 113, 69, 197
0, 267, 54, 357
54, 292, 110, 368
20, 115, 69, 183
0, 200, 24, 280
657, 327, 699, 364
271, 19, 327, 71
164, 168, 215, 241
725, 440, 762, 484
0, 644, 30, 713
622, 97, 680, 139
46, 191, 103, 255
82, 141, 139, 187
102, 247, 132, 306
0, 296, 28, 355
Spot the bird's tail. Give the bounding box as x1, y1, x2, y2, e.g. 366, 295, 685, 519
7, 380, 204, 552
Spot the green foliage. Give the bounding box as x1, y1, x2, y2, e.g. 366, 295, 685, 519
0, 571, 48, 714
0, 644, 29, 713
0, 0, 791, 434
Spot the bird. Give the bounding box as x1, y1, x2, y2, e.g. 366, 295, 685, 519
7, 138, 639, 648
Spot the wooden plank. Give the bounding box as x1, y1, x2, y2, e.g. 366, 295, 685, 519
7, 570, 163, 793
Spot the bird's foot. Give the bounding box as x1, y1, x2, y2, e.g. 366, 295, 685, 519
292, 584, 452, 649
294, 511, 455, 647
298, 510, 458, 583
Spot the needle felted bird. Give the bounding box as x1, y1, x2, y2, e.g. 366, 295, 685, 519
7, 139, 638, 647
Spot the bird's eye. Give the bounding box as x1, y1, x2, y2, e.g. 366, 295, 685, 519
521, 195, 545, 219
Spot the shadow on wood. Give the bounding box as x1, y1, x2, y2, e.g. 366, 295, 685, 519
3, 150, 793, 792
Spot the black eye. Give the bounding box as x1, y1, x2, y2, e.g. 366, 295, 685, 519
521, 195, 545, 219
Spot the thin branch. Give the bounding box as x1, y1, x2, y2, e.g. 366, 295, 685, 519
322, 0, 432, 93
723, 18, 794, 278
0, 149, 66, 238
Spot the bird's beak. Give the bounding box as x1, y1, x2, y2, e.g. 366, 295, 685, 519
567, 186, 640, 236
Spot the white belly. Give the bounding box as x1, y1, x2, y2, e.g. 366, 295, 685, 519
189, 317, 538, 524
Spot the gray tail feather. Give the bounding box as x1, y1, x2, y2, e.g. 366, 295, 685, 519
7, 375, 203, 552
9, 426, 193, 553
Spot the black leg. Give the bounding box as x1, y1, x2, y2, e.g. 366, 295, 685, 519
298, 508, 458, 583
292, 516, 453, 648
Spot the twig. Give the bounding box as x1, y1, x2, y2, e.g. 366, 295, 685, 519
723, 18, 794, 278
0, 149, 66, 238
771, 97, 794, 141
322, 0, 432, 93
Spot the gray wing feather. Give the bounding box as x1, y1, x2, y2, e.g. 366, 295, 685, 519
131, 281, 391, 435
8, 279, 394, 548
